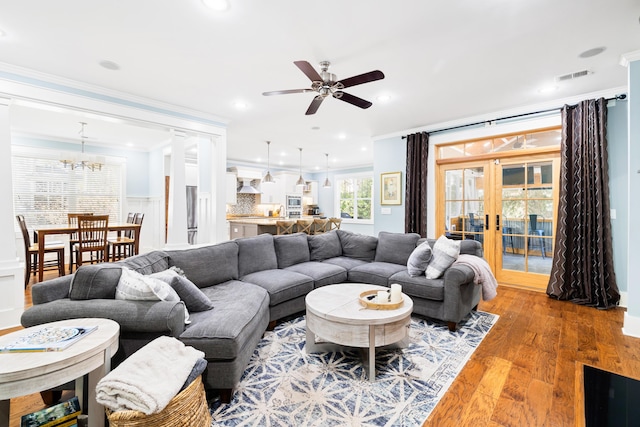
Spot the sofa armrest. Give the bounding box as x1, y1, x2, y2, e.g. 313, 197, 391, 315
21, 299, 186, 337
442, 264, 481, 323
31, 276, 73, 305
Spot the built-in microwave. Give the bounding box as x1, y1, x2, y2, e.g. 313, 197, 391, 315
285, 194, 302, 217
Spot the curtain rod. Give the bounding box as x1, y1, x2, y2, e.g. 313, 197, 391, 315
402, 93, 627, 138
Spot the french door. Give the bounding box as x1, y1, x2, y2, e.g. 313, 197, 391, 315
437, 153, 560, 291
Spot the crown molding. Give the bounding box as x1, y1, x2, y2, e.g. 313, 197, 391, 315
620, 50, 640, 67
0, 61, 229, 126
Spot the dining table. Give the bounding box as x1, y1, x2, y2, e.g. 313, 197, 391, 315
34, 223, 141, 283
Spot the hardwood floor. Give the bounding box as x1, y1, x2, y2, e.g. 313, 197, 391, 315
3, 271, 639, 426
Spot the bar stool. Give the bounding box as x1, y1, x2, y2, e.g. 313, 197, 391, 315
329, 218, 342, 231
276, 220, 296, 235
312, 218, 330, 234
296, 219, 313, 234
502, 227, 516, 254
527, 214, 546, 259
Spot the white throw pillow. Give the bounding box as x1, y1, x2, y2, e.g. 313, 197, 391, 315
425, 235, 460, 279
407, 241, 433, 277
116, 268, 190, 323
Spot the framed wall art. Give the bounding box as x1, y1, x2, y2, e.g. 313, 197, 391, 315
381, 171, 402, 205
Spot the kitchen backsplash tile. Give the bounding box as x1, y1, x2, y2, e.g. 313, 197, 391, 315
227, 194, 262, 216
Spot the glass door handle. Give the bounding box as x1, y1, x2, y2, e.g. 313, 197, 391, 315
496, 214, 500, 231
485, 214, 489, 230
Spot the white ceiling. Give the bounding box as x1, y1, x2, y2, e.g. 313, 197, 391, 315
1, 0, 639, 171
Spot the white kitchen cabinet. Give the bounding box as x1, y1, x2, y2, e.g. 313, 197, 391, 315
259, 171, 301, 205
226, 172, 237, 205
303, 180, 318, 204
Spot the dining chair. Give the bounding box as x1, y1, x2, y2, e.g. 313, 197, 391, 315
276, 220, 296, 235
16, 215, 65, 288
68, 212, 93, 273
74, 215, 109, 268
329, 218, 342, 231
108, 212, 137, 261
296, 219, 313, 234
312, 218, 330, 235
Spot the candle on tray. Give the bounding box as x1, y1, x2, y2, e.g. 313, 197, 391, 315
390, 283, 402, 304
377, 290, 389, 304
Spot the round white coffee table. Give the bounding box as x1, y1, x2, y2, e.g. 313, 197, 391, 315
305, 283, 413, 381
0, 318, 120, 427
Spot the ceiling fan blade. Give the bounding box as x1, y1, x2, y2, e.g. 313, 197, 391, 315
334, 91, 373, 109
262, 89, 314, 96
305, 95, 324, 115
294, 60, 323, 82
338, 70, 385, 89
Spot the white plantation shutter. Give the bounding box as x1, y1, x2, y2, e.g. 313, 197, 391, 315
12, 147, 123, 228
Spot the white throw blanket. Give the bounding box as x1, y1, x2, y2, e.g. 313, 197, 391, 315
453, 254, 498, 301
96, 336, 204, 415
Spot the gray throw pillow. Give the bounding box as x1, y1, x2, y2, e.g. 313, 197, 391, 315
374, 231, 421, 265
149, 269, 214, 312
337, 230, 378, 262
407, 241, 433, 277
425, 235, 460, 279
169, 275, 214, 312
69, 264, 123, 300
307, 230, 342, 261
118, 251, 170, 275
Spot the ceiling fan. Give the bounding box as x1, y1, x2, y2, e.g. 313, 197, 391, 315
262, 60, 385, 115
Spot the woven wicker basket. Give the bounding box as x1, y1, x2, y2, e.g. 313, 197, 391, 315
105, 375, 211, 427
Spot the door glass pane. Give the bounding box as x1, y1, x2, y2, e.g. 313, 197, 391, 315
501, 161, 554, 274
444, 166, 485, 244
445, 201, 463, 239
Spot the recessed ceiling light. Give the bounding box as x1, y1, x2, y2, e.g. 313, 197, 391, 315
234, 101, 248, 110
338, 133, 346, 140
311, 126, 320, 131
361, 147, 368, 151
538, 85, 559, 94
202, 0, 230, 11
99, 60, 120, 71
376, 95, 391, 102
579, 47, 606, 58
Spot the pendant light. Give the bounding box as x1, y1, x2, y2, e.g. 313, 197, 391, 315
323, 153, 331, 188
296, 147, 306, 187
262, 141, 275, 184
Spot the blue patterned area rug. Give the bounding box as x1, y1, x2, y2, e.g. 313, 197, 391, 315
210, 311, 498, 426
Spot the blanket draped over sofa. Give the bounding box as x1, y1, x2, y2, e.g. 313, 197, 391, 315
22, 230, 489, 402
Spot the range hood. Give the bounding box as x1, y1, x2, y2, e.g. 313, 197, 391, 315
237, 179, 261, 194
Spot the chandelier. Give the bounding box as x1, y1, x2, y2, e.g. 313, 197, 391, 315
60, 122, 105, 171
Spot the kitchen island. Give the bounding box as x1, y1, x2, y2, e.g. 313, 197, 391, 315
227, 216, 319, 239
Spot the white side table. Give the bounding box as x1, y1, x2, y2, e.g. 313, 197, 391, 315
305, 283, 413, 381
0, 318, 120, 427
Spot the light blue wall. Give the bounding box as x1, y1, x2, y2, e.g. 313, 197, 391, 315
373, 136, 406, 235
607, 100, 629, 293
627, 61, 640, 317
12, 136, 151, 196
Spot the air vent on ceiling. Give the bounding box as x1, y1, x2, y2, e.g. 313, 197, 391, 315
556, 70, 591, 82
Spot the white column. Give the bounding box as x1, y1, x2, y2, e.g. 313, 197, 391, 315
210, 131, 228, 243
621, 51, 640, 336
0, 98, 24, 329
164, 130, 189, 249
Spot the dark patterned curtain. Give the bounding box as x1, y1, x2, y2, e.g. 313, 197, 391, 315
547, 98, 619, 308
405, 132, 429, 237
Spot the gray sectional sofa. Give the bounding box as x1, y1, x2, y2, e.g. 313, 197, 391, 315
21, 230, 484, 402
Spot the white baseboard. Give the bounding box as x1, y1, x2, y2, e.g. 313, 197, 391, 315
619, 291, 628, 308
622, 312, 640, 338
